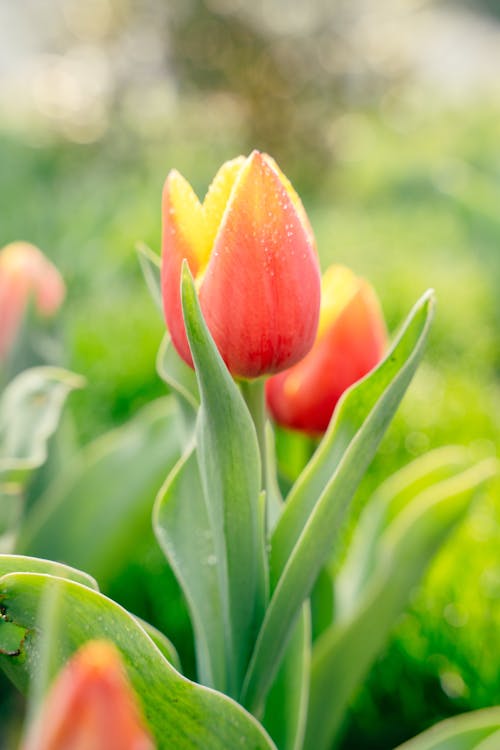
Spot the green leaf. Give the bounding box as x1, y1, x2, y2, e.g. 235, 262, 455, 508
262, 604, 311, 750
393, 707, 500, 750
136, 241, 163, 314
0, 571, 277, 750
154, 446, 227, 689
0, 367, 83, 482
176, 263, 265, 697
135, 616, 181, 672
335, 446, 471, 619
305, 455, 498, 750
156, 333, 200, 416
18, 397, 181, 588
0, 554, 98, 590
241, 291, 434, 713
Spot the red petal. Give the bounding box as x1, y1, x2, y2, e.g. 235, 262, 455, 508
199, 151, 321, 378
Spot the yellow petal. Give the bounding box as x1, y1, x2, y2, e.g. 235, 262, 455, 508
202, 156, 246, 265
164, 170, 207, 269
317, 265, 360, 340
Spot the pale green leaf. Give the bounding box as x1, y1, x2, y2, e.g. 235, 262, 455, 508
242, 291, 434, 713
154, 446, 226, 689
305, 456, 498, 750
262, 604, 311, 750
0, 571, 277, 750
18, 397, 181, 588
394, 707, 500, 750
136, 241, 163, 314
180, 263, 265, 697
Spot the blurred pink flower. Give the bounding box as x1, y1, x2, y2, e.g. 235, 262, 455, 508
0, 242, 65, 362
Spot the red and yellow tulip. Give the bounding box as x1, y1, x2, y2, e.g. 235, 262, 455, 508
161, 151, 321, 378
266, 265, 387, 434
0, 242, 65, 363
22, 640, 155, 750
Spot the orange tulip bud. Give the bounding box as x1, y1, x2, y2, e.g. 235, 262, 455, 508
161, 151, 321, 378
22, 640, 155, 750
0, 242, 65, 362
266, 265, 387, 434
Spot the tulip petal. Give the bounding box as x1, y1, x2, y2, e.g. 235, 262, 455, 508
202, 156, 246, 263
162, 171, 207, 364
267, 267, 387, 433
262, 154, 315, 247
200, 151, 320, 377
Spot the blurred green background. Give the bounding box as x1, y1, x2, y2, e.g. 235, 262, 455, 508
1, 1, 500, 748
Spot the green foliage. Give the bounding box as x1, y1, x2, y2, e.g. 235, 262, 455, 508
0, 567, 277, 750
241, 292, 434, 715
17, 397, 181, 588
0, 368, 81, 551
394, 708, 500, 750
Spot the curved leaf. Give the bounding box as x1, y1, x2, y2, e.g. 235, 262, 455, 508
180, 263, 265, 697
0, 571, 277, 750
0, 553, 98, 591
0, 367, 83, 481
154, 446, 226, 689
136, 241, 163, 314
394, 707, 500, 750
305, 456, 498, 750
242, 291, 434, 713
18, 397, 180, 588
0, 367, 82, 550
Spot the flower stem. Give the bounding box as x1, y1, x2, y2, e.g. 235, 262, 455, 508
240, 378, 267, 493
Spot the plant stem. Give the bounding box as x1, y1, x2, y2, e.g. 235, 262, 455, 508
240, 377, 267, 493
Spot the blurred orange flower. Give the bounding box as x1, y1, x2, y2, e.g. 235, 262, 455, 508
22, 640, 155, 750
0, 242, 65, 363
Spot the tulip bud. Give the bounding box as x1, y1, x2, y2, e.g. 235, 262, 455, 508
0, 242, 65, 363
266, 265, 387, 434
161, 151, 321, 378
22, 640, 155, 750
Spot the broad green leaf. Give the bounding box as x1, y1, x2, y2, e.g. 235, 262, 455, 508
262, 604, 311, 750
18, 397, 181, 588
305, 457, 498, 750
242, 291, 434, 713
154, 446, 227, 689
394, 707, 500, 750
180, 263, 265, 697
0, 554, 98, 590
136, 241, 163, 314
135, 616, 181, 672
0, 572, 277, 750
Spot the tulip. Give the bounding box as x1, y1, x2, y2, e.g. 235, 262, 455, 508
22, 640, 155, 750
0, 242, 65, 363
161, 151, 321, 378
266, 265, 387, 434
